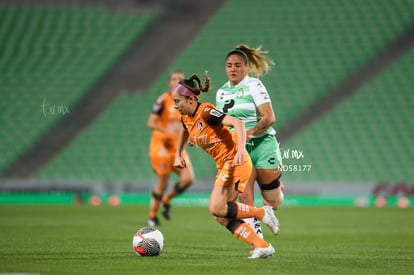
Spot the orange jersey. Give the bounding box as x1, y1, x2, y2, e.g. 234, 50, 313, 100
150, 92, 182, 146
149, 92, 192, 175
181, 102, 237, 169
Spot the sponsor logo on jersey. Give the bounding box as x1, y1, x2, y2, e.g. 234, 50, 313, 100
197, 121, 203, 131
210, 109, 223, 118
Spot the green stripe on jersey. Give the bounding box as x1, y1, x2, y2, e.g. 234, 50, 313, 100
216, 76, 276, 137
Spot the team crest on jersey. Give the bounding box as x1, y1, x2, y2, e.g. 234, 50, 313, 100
219, 92, 225, 100
237, 88, 244, 97
196, 121, 203, 131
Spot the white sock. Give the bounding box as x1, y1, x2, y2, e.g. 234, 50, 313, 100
243, 217, 263, 239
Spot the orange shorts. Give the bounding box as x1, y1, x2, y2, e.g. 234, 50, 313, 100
149, 140, 192, 175
214, 153, 253, 193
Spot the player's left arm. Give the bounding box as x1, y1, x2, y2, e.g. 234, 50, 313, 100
201, 105, 246, 166
222, 115, 247, 166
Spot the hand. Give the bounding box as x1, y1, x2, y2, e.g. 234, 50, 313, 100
231, 150, 245, 167
246, 130, 253, 142
174, 156, 186, 169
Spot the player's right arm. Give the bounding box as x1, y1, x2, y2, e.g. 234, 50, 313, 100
147, 112, 164, 132
174, 126, 189, 169
147, 96, 176, 136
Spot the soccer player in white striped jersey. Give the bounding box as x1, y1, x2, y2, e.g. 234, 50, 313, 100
216, 44, 284, 243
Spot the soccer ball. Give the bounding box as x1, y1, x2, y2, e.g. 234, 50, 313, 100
132, 227, 164, 256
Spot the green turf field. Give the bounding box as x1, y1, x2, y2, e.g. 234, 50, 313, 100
0, 205, 413, 274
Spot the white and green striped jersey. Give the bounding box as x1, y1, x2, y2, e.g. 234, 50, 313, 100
216, 76, 276, 138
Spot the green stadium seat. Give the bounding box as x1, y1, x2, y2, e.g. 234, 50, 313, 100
0, 5, 153, 171
34, 0, 414, 184
283, 48, 414, 183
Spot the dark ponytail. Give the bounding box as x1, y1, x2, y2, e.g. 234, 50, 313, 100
179, 71, 210, 95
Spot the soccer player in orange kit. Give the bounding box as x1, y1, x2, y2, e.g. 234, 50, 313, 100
147, 71, 194, 226
172, 72, 279, 258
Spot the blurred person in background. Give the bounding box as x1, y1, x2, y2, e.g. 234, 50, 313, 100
216, 44, 284, 239
173, 72, 279, 258
146, 70, 195, 227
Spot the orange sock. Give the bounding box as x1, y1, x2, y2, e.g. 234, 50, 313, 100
232, 222, 269, 248
234, 202, 265, 220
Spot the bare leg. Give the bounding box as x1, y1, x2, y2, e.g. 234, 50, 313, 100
256, 166, 284, 210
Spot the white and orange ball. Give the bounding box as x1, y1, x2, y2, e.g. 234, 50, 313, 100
132, 227, 164, 256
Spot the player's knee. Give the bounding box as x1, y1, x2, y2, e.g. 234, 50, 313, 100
209, 201, 237, 218
208, 202, 224, 217
259, 177, 281, 191
174, 182, 191, 194
260, 178, 284, 209
182, 179, 193, 187
180, 173, 194, 186
152, 192, 163, 201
